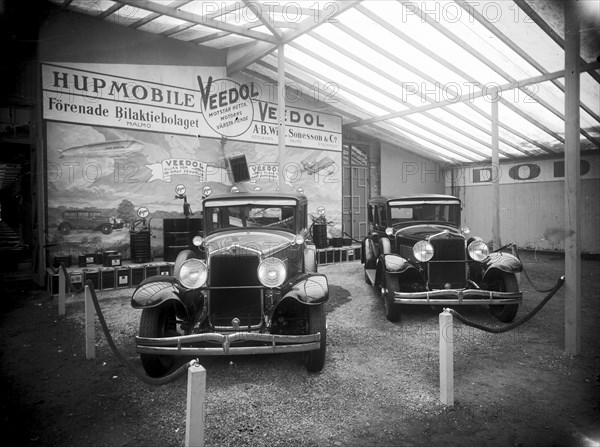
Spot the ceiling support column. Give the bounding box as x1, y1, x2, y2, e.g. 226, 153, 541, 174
277, 43, 286, 191
564, 3, 581, 355
491, 92, 501, 251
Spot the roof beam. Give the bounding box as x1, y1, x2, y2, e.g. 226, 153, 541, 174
204, 1, 246, 20
245, 66, 365, 122
309, 28, 516, 158
354, 5, 500, 132
408, 1, 568, 150
256, 58, 372, 117
514, 0, 600, 84
356, 3, 567, 153
60, 0, 74, 10
336, 13, 527, 156
227, 40, 279, 77
97, 3, 124, 20
246, 4, 318, 16
260, 21, 301, 30
318, 23, 527, 158
413, 1, 600, 150
226, 1, 360, 76
161, 22, 196, 37
131, 11, 160, 28
242, 0, 281, 39
117, 0, 278, 43
264, 54, 487, 161
279, 1, 361, 44
456, 0, 600, 126
345, 61, 600, 127
255, 56, 473, 163
291, 32, 554, 157
127, 0, 192, 29
190, 31, 231, 44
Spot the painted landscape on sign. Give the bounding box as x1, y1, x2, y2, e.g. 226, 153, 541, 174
47, 122, 341, 260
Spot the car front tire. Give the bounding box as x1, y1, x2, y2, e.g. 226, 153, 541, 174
489, 272, 520, 323
363, 238, 376, 284
139, 304, 178, 377
306, 305, 326, 372
382, 272, 401, 322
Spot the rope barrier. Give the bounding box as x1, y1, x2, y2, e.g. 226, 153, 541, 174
447, 275, 565, 333
491, 242, 515, 253
84, 279, 194, 386
493, 243, 556, 293
343, 232, 363, 244
513, 244, 557, 293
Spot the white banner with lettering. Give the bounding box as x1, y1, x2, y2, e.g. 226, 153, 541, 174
42, 63, 341, 151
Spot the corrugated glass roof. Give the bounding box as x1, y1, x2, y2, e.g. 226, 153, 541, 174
47, 0, 600, 164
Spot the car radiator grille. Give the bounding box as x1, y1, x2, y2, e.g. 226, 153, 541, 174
208, 254, 262, 328
428, 236, 467, 289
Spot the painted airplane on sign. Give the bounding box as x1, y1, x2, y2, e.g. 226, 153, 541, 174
59, 140, 145, 158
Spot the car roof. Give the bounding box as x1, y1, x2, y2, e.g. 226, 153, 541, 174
203, 192, 307, 204
368, 194, 461, 205
62, 208, 103, 212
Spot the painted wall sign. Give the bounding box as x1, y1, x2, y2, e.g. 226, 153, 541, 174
452, 156, 599, 186
43, 63, 343, 261
146, 159, 230, 183
197, 76, 257, 137
42, 63, 342, 151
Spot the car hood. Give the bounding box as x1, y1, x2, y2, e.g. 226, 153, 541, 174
393, 224, 464, 242
203, 229, 296, 257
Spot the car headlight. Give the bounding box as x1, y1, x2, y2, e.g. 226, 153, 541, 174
468, 240, 489, 261
178, 258, 207, 289
257, 258, 287, 288
413, 240, 434, 262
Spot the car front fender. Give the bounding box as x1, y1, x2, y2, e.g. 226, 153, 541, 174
483, 252, 523, 279
131, 276, 185, 310
374, 254, 417, 287
382, 253, 413, 273
281, 273, 329, 305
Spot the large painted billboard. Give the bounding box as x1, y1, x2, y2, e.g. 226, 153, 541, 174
43, 63, 342, 261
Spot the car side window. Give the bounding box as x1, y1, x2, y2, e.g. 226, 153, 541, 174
298, 204, 307, 232
367, 205, 375, 229
391, 207, 414, 224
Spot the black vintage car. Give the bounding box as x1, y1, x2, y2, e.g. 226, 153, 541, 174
131, 192, 329, 377
362, 195, 523, 323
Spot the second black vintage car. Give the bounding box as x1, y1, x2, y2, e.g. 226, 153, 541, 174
130, 192, 329, 377
362, 195, 523, 323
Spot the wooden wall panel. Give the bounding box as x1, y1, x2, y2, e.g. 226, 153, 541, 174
455, 178, 599, 254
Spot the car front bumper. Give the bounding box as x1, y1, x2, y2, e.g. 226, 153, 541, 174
135, 332, 322, 356
392, 289, 522, 305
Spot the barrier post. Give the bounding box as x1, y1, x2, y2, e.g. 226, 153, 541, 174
84, 285, 95, 359
58, 267, 66, 317
439, 309, 454, 405
185, 362, 206, 447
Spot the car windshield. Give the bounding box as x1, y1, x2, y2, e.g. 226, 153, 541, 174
204, 204, 296, 233
389, 200, 461, 226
